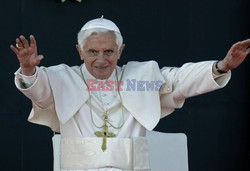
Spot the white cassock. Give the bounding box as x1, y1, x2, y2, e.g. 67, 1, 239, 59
15, 60, 230, 171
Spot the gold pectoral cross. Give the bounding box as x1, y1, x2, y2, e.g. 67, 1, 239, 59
95, 113, 116, 152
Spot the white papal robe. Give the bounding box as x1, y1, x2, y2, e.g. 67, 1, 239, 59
15, 60, 230, 171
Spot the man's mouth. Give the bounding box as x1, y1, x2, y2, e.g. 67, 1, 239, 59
95, 66, 108, 70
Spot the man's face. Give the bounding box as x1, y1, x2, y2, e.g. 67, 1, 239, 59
77, 32, 124, 80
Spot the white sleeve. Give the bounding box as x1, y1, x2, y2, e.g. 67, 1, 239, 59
161, 61, 231, 100
212, 71, 231, 86
14, 66, 53, 107
14, 66, 59, 132
14, 67, 37, 89
160, 61, 231, 118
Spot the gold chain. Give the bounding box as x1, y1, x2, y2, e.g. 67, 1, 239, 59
80, 64, 125, 130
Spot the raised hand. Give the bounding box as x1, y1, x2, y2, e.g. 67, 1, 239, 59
10, 35, 44, 76
218, 39, 250, 71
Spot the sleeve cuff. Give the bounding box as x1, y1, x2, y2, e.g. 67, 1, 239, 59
211, 67, 231, 88
14, 67, 38, 88
212, 71, 230, 79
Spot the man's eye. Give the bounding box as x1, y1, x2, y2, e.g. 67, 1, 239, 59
88, 50, 98, 57
104, 50, 114, 56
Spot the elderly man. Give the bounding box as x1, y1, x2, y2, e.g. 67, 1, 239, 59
11, 17, 250, 171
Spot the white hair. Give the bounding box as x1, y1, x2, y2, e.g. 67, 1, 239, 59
77, 28, 123, 49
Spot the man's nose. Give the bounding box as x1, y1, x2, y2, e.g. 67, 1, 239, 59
95, 53, 106, 63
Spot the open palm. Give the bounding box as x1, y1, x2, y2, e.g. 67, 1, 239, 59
10, 35, 44, 75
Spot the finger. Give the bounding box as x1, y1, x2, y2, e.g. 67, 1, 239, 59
231, 40, 248, 51
10, 45, 20, 55
33, 54, 44, 66
15, 38, 23, 48
20, 35, 30, 49
30, 35, 37, 51
37, 54, 44, 61
239, 39, 250, 49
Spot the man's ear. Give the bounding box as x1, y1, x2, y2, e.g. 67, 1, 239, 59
76, 44, 84, 60
118, 44, 125, 59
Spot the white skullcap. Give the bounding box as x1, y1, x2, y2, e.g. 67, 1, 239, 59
80, 16, 121, 33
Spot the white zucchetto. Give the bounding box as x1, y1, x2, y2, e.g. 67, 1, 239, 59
80, 16, 121, 33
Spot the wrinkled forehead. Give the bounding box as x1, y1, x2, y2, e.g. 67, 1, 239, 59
83, 32, 118, 49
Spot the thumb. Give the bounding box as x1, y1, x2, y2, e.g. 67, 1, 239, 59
37, 54, 44, 61
33, 54, 44, 66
